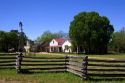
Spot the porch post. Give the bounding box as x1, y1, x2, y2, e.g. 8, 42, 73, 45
58, 47, 59, 52
49, 47, 51, 52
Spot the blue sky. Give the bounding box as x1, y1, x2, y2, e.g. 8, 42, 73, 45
0, 0, 125, 40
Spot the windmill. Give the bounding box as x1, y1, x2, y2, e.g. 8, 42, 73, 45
18, 21, 24, 52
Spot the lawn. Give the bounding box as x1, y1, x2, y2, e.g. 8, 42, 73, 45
0, 69, 83, 83
0, 69, 125, 83
0, 53, 125, 83
32, 52, 125, 59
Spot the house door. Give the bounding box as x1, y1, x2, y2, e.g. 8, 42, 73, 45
59, 47, 62, 52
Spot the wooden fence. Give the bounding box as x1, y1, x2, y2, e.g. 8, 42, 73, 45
0, 53, 125, 80
88, 58, 125, 77
16, 53, 68, 73
66, 56, 88, 79
0, 53, 17, 69
67, 56, 125, 79
14, 54, 125, 79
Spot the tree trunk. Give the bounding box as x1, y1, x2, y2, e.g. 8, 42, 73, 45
77, 46, 79, 54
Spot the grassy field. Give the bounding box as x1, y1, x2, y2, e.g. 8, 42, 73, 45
0, 69, 125, 83
0, 53, 125, 83
0, 69, 84, 83
32, 52, 125, 59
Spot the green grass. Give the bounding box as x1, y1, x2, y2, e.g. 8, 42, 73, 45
0, 69, 83, 83
30, 52, 125, 59
0, 69, 125, 83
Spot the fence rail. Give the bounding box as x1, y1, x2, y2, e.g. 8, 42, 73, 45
0, 53, 18, 55
88, 68, 125, 72
88, 63, 125, 67
0, 53, 17, 69
88, 58, 125, 62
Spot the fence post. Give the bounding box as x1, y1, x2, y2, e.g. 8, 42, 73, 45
82, 56, 88, 80
16, 53, 23, 73
64, 55, 69, 72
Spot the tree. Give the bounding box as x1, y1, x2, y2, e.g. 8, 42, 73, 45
53, 31, 68, 39
36, 31, 54, 43
69, 12, 114, 54
110, 27, 125, 53
0, 30, 27, 52
0, 31, 7, 52
8, 31, 20, 51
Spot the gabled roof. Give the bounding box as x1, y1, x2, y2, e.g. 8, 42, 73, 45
54, 38, 65, 43
53, 38, 65, 45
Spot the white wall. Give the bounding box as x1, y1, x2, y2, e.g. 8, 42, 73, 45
24, 46, 30, 53
50, 39, 58, 46
62, 40, 72, 53
49, 39, 58, 52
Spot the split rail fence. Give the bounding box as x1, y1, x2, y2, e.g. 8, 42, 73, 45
0, 53, 125, 80
0, 53, 17, 69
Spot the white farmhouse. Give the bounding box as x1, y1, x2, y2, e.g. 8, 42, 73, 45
49, 38, 65, 52
49, 38, 72, 53
62, 40, 72, 53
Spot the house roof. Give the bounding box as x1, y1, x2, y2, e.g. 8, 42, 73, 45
53, 38, 65, 45
54, 38, 65, 42
41, 39, 52, 47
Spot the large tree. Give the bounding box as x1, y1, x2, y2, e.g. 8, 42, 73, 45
69, 12, 114, 54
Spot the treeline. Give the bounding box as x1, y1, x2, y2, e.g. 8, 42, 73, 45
109, 28, 125, 53
36, 31, 68, 43
0, 30, 27, 52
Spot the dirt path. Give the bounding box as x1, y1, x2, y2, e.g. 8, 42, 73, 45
0, 80, 21, 83
35, 52, 66, 56
0, 80, 32, 83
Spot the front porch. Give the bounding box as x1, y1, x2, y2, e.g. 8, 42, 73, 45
49, 46, 62, 52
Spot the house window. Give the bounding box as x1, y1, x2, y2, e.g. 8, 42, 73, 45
53, 41, 54, 44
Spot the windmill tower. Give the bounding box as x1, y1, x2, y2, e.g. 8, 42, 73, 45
18, 21, 24, 52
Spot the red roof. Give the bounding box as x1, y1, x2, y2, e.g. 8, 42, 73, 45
54, 38, 65, 42
54, 38, 65, 45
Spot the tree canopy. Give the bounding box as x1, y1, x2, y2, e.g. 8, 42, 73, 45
69, 12, 114, 54
110, 27, 125, 53
36, 31, 68, 43
0, 30, 27, 52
